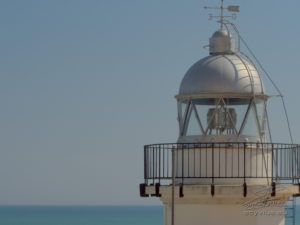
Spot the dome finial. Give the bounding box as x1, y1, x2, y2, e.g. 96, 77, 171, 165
209, 29, 235, 54
204, 0, 240, 28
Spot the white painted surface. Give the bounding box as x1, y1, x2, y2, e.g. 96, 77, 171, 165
174, 147, 272, 185
164, 203, 284, 225
145, 184, 299, 225
179, 54, 263, 95
146, 185, 299, 225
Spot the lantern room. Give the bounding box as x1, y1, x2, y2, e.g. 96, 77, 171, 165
177, 30, 267, 143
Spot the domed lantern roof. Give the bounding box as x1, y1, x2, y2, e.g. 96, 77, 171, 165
179, 54, 264, 96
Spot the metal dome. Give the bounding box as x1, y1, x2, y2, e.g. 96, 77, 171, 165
178, 54, 264, 96
211, 29, 231, 38
209, 29, 235, 55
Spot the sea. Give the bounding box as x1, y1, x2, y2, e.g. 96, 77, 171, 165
0, 205, 299, 225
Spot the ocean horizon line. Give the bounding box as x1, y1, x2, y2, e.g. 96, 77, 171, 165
0, 204, 163, 207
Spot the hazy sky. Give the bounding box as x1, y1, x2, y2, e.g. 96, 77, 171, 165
0, 0, 300, 205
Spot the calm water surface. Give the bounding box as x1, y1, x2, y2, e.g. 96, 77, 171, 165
0, 205, 299, 225
0, 206, 163, 225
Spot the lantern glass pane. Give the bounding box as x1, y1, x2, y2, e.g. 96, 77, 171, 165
178, 98, 257, 137
242, 104, 260, 137
255, 99, 267, 138
186, 105, 203, 136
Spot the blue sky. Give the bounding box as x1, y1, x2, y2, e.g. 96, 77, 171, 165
0, 0, 300, 205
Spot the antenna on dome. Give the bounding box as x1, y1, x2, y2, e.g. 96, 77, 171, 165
204, 0, 240, 29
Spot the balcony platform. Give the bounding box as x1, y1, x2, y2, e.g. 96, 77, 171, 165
145, 184, 300, 204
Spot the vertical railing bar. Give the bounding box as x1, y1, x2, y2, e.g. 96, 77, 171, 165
176, 144, 178, 178
298, 146, 300, 182
153, 146, 155, 181
297, 145, 299, 181
152, 147, 155, 184
288, 147, 293, 178
163, 145, 165, 179
223, 144, 226, 178
238, 143, 240, 177
231, 146, 233, 178
194, 144, 196, 177
156, 146, 158, 181
181, 144, 184, 183
281, 144, 283, 179
290, 144, 291, 179
296, 146, 300, 183
188, 144, 190, 178
261, 144, 263, 178
256, 145, 258, 178
152, 147, 154, 181
291, 145, 293, 180
278, 144, 280, 180
158, 145, 161, 183
144, 146, 147, 183
206, 144, 208, 178
250, 145, 252, 178
171, 148, 175, 225
167, 146, 169, 178
212, 143, 214, 184
292, 146, 296, 180
149, 147, 151, 180
266, 146, 269, 178
154, 146, 156, 181
283, 145, 289, 180
276, 144, 278, 181
290, 145, 292, 179
289, 144, 291, 179
296, 146, 298, 181
219, 144, 221, 178
271, 144, 274, 183
244, 143, 246, 183
282, 145, 286, 180
292, 146, 294, 181
282, 144, 284, 180
284, 145, 286, 179
292, 145, 294, 180
294, 145, 297, 180
289, 145, 290, 179
200, 144, 202, 178
287, 145, 289, 179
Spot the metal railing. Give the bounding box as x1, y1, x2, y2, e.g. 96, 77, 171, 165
143, 142, 300, 185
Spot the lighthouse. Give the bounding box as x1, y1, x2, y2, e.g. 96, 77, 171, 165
140, 2, 300, 225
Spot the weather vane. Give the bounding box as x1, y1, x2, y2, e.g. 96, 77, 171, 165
204, 0, 240, 29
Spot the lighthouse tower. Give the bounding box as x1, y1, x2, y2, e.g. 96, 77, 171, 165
140, 2, 300, 225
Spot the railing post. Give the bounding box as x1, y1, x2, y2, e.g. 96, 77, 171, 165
211, 143, 215, 197
292, 145, 295, 181
171, 148, 175, 225
244, 143, 246, 184
182, 144, 184, 183
144, 146, 147, 184
152, 146, 155, 184
271, 143, 274, 184
212, 143, 214, 185
159, 145, 161, 184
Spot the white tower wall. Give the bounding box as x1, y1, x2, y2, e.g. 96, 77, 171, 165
175, 146, 272, 185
